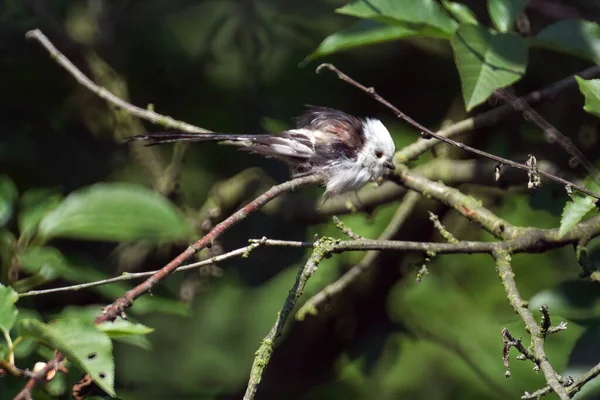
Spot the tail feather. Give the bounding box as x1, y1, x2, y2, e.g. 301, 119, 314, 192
123, 132, 259, 146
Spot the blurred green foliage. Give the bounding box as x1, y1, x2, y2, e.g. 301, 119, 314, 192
2, 0, 600, 399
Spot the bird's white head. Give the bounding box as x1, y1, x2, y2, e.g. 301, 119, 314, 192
359, 118, 396, 179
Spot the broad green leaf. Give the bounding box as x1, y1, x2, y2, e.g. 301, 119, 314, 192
52, 305, 153, 337
0, 175, 18, 227
37, 183, 193, 242
441, 0, 478, 25
559, 178, 600, 238
487, 0, 526, 32
451, 24, 528, 110
99, 319, 153, 350
337, 0, 457, 37
20, 318, 115, 397
305, 20, 419, 62
18, 188, 63, 240
98, 320, 153, 337
52, 306, 154, 350
0, 284, 18, 332
575, 76, 600, 118
534, 20, 600, 64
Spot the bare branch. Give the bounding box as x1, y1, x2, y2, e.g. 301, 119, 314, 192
398, 65, 600, 162
96, 174, 322, 324
25, 29, 211, 134
317, 63, 600, 201
18, 242, 267, 298
494, 88, 600, 184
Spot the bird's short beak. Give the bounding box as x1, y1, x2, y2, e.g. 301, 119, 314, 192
384, 161, 396, 171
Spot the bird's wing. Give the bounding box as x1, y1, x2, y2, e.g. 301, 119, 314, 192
294, 106, 365, 154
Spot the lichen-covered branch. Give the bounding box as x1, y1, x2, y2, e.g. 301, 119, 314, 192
243, 237, 336, 400
494, 250, 568, 400
298, 190, 421, 317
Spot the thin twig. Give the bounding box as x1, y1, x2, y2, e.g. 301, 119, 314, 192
397, 65, 600, 162
18, 242, 266, 297
494, 88, 600, 184
25, 29, 211, 134
96, 174, 322, 323
429, 212, 458, 243
298, 190, 421, 316
502, 327, 539, 378
332, 216, 362, 239
243, 238, 336, 400
317, 63, 600, 201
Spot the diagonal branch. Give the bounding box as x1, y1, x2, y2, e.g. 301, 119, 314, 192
96, 174, 322, 323
317, 63, 600, 201
494, 88, 600, 184
25, 29, 211, 134
397, 66, 600, 162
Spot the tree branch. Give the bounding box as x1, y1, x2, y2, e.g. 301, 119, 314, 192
494, 250, 568, 400
494, 88, 600, 184
96, 174, 322, 323
398, 65, 600, 162
17, 242, 268, 297
25, 29, 211, 134
317, 63, 600, 201
298, 191, 421, 317
243, 238, 336, 400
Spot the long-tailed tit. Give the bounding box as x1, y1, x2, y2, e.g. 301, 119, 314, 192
125, 107, 396, 198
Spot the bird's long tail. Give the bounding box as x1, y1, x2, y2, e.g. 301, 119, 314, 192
123, 132, 260, 146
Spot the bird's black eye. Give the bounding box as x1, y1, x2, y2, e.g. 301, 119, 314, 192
375, 150, 384, 158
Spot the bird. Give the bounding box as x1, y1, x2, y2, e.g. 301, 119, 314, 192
125, 106, 396, 198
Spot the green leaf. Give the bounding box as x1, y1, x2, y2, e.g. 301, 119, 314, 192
487, 0, 526, 32
97, 320, 153, 337
20, 318, 115, 397
0, 284, 18, 332
0, 175, 18, 228
559, 178, 600, 238
451, 24, 528, 110
51, 306, 154, 350
534, 20, 600, 64
575, 76, 600, 118
305, 20, 419, 62
337, 0, 457, 37
99, 321, 153, 350
441, 0, 478, 25
37, 183, 193, 242
18, 188, 63, 240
